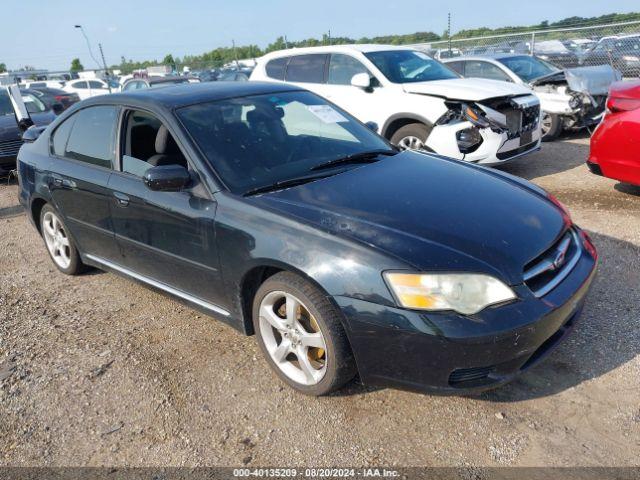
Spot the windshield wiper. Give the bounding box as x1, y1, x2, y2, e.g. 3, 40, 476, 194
310, 149, 397, 172
243, 173, 336, 197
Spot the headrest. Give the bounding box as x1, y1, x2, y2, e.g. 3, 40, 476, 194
155, 125, 178, 154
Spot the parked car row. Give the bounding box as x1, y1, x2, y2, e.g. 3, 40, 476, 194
424, 33, 640, 74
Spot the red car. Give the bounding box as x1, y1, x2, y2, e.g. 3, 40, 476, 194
588, 80, 640, 186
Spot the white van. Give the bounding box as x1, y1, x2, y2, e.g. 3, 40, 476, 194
251, 45, 542, 165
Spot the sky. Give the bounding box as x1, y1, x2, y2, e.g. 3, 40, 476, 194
1, 0, 639, 71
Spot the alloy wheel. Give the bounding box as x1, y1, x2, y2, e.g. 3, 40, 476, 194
397, 135, 426, 151
258, 291, 328, 386
42, 211, 71, 269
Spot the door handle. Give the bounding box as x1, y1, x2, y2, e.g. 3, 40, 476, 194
113, 191, 130, 207
51, 176, 74, 189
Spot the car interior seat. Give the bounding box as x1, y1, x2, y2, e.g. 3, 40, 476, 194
148, 125, 188, 168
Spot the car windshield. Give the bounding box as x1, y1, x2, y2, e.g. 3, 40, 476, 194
364, 50, 459, 83
498, 55, 560, 82
177, 90, 393, 194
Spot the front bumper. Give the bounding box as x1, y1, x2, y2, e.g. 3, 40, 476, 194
426, 120, 542, 166
334, 231, 597, 395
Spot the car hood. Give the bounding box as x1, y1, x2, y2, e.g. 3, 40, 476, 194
250, 152, 565, 285
0, 111, 55, 142
402, 78, 531, 101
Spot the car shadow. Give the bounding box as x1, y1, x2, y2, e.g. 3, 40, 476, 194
475, 230, 639, 403
614, 182, 640, 197
496, 131, 589, 180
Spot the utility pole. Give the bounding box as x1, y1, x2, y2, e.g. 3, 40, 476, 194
448, 13, 452, 55
328, 29, 331, 45
98, 43, 112, 93
284, 35, 289, 49
232, 39, 239, 69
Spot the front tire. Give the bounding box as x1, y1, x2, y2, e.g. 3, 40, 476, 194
541, 112, 562, 141
40, 204, 85, 275
390, 123, 433, 151
253, 272, 356, 396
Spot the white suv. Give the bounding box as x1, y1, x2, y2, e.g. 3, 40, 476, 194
251, 45, 542, 165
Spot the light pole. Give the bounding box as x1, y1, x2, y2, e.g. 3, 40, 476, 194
74, 25, 102, 70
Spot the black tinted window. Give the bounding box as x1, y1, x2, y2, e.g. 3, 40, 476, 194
88, 81, 105, 89
64, 106, 117, 168
266, 57, 288, 80
51, 115, 77, 156
285, 54, 327, 83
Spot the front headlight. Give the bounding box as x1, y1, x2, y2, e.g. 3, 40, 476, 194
383, 272, 516, 315
622, 55, 640, 62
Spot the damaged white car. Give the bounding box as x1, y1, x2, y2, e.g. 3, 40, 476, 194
251, 45, 542, 165
444, 54, 622, 140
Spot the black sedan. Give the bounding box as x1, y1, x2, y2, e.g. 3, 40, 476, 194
1, 89, 56, 176
24, 87, 80, 111
17, 82, 597, 395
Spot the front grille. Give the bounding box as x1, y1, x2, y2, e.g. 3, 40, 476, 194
0, 139, 23, 157
523, 229, 581, 297
449, 365, 495, 387
484, 95, 540, 139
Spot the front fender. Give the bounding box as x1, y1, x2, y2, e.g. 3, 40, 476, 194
213, 193, 407, 329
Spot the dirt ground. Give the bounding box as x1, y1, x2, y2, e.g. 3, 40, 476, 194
0, 133, 639, 468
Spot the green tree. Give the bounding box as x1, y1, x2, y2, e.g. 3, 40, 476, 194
0, 63, 6, 73
70, 58, 84, 72
163, 54, 176, 68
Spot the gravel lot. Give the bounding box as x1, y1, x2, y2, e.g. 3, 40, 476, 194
1, 133, 639, 468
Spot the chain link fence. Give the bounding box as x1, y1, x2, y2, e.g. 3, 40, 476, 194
409, 20, 640, 77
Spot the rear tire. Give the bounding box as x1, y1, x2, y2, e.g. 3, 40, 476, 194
541, 112, 562, 141
253, 272, 356, 396
390, 123, 433, 151
40, 204, 85, 275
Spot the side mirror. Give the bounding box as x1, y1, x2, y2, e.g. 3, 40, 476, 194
365, 121, 378, 132
143, 165, 190, 192
351, 73, 373, 90
52, 103, 64, 115
21, 125, 47, 143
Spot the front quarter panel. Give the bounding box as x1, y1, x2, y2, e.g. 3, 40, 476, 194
213, 193, 406, 325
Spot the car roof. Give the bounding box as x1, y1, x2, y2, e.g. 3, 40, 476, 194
81, 81, 303, 109
258, 44, 418, 60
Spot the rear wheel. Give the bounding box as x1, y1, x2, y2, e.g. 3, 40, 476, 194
40, 204, 85, 275
253, 272, 356, 396
541, 112, 562, 141
390, 123, 433, 151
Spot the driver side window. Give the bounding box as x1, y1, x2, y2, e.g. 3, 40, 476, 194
121, 110, 188, 177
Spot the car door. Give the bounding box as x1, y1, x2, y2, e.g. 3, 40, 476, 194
48, 105, 121, 261
88, 80, 109, 97
107, 109, 227, 310
319, 53, 394, 130
69, 80, 90, 100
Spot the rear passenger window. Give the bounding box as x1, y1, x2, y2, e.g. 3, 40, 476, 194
266, 57, 288, 80
51, 114, 77, 156
64, 106, 118, 168
285, 55, 327, 83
